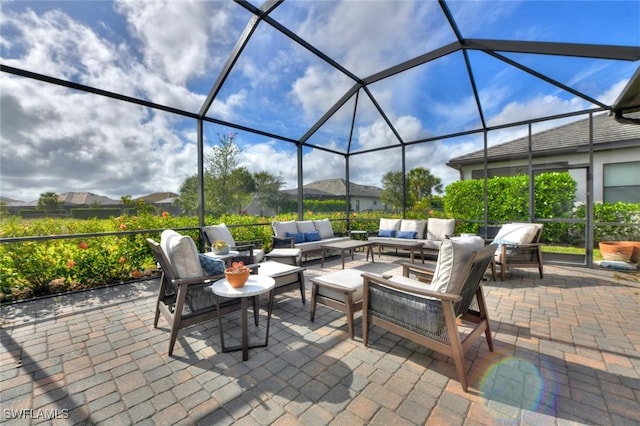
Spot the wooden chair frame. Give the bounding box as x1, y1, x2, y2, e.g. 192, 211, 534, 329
362, 245, 496, 391
147, 238, 258, 356
492, 225, 544, 281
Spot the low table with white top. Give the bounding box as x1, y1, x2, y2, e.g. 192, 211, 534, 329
320, 240, 374, 269
211, 275, 275, 361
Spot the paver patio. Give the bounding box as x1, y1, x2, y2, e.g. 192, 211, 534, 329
1, 253, 639, 425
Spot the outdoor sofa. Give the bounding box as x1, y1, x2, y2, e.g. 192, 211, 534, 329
271, 219, 350, 255
368, 217, 456, 257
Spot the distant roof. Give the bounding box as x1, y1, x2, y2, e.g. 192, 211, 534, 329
136, 192, 179, 203
447, 113, 640, 169
58, 192, 120, 206
283, 178, 381, 198
613, 66, 640, 117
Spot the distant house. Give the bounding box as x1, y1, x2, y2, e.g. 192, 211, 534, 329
135, 192, 180, 215
284, 178, 384, 212
58, 192, 121, 207
3, 191, 180, 217
446, 113, 640, 204
245, 178, 384, 216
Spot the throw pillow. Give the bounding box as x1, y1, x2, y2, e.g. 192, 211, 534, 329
397, 230, 417, 239
304, 231, 321, 242
296, 220, 316, 234
314, 219, 335, 239
198, 254, 225, 275
378, 229, 395, 237
285, 231, 305, 244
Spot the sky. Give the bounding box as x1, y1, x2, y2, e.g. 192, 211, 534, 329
1, 0, 638, 203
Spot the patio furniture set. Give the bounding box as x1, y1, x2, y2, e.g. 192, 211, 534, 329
146, 219, 544, 391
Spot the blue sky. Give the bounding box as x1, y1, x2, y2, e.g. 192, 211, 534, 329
1, 0, 638, 202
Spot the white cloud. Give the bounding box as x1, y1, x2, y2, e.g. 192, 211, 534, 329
113, 0, 232, 86
0, 1, 635, 204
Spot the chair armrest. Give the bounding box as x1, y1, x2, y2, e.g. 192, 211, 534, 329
272, 236, 295, 248
231, 243, 255, 252
236, 239, 263, 249
400, 262, 435, 282
171, 274, 224, 287
361, 272, 462, 303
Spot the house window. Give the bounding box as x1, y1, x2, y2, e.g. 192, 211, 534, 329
603, 161, 640, 203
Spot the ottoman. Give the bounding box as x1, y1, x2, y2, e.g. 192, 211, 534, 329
265, 248, 302, 266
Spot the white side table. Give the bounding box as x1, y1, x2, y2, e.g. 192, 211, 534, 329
210, 275, 275, 361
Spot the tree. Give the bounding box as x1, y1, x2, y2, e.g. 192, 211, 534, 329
38, 192, 62, 214
253, 171, 286, 215
380, 171, 405, 213
407, 167, 443, 203
176, 132, 258, 216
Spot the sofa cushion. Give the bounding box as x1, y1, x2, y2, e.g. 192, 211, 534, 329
429, 237, 484, 294
304, 231, 321, 242
203, 223, 236, 247
272, 220, 298, 238
160, 229, 204, 279
297, 220, 317, 234
492, 223, 540, 245
378, 229, 396, 237
314, 219, 335, 239
426, 218, 455, 241
286, 231, 305, 244
400, 220, 426, 238
379, 218, 402, 232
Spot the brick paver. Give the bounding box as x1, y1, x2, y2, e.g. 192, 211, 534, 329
1, 255, 639, 425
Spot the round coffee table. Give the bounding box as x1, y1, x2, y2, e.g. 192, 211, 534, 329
211, 275, 275, 361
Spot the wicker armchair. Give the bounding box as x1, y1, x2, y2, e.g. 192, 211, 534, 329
491, 223, 544, 281
147, 230, 258, 356
362, 242, 496, 392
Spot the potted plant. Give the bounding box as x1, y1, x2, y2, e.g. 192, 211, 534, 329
212, 240, 230, 255
225, 261, 250, 288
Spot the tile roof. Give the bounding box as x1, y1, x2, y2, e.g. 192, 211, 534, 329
447, 113, 640, 168
284, 178, 382, 198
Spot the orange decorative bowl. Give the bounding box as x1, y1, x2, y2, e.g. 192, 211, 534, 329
225, 270, 250, 288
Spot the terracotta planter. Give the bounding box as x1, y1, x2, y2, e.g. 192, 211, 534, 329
598, 241, 636, 262
225, 270, 250, 288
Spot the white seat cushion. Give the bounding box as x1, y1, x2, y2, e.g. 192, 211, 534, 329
296, 220, 317, 234
399, 220, 426, 239
160, 229, 204, 278
203, 223, 236, 247
493, 223, 540, 245
272, 220, 298, 238
313, 219, 335, 239
314, 268, 364, 302
426, 218, 455, 241
428, 237, 484, 294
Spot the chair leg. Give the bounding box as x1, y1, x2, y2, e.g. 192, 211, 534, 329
310, 284, 318, 321
537, 250, 544, 278
298, 271, 306, 305
490, 260, 496, 281
168, 286, 188, 356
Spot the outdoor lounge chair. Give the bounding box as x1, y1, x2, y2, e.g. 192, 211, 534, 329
202, 223, 265, 264
490, 223, 544, 281
147, 229, 258, 356
362, 240, 496, 391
